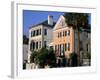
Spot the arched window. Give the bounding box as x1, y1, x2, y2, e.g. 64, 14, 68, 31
30, 41, 35, 50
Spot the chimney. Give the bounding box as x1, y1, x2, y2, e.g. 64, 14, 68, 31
48, 15, 53, 26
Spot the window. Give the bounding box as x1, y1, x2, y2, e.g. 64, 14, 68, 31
66, 43, 70, 51
37, 29, 39, 35
68, 30, 70, 36
36, 42, 38, 49
32, 42, 35, 50
60, 44, 61, 56
44, 41, 47, 48
63, 31, 64, 36
58, 44, 60, 53
68, 43, 70, 51
63, 44, 65, 56
62, 44, 65, 56
65, 43, 67, 51
65, 31, 67, 36
30, 42, 35, 50
33, 31, 35, 36
36, 30, 38, 36
62, 44, 65, 52
44, 29, 47, 35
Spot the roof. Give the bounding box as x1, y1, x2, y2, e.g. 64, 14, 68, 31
29, 20, 56, 29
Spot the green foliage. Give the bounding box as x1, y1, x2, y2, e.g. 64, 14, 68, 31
47, 47, 56, 67
83, 52, 91, 59
30, 47, 56, 68
87, 53, 91, 59
30, 50, 39, 63
64, 13, 90, 66
69, 52, 78, 67
64, 13, 89, 29
37, 47, 48, 67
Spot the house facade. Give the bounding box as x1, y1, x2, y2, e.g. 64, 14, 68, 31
28, 15, 55, 63
27, 15, 91, 67
53, 15, 76, 66
53, 15, 74, 58
53, 15, 90, 66
79, 28, 91, 65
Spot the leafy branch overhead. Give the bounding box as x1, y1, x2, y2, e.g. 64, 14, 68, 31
64, 13, 90, 29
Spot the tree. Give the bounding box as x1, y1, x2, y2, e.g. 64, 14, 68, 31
30, 50, 38, 63
37, 47, 48, 68
87, 52, 91, 66
47, 47, 56, 67
64, 13, 89, 65
69, 52, 78, 67
30, 47, 56, 68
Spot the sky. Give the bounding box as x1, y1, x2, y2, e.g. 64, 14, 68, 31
23, 10, 64, 37
23, 10, 91, 37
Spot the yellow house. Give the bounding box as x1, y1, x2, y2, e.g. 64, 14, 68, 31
53, 15, 75, 59
53, 15, 90, 66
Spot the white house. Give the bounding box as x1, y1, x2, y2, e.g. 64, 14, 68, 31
28, 15, 55, 63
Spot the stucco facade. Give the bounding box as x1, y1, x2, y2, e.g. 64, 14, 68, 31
28, 15, 54, 63
53, 15, 90, 65
53, 15, 75, 58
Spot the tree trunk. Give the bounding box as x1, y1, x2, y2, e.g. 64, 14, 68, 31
77, 29, 80, 66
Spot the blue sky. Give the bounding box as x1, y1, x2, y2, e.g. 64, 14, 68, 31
23, 10, 64, 37
23, 10, 91, 37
